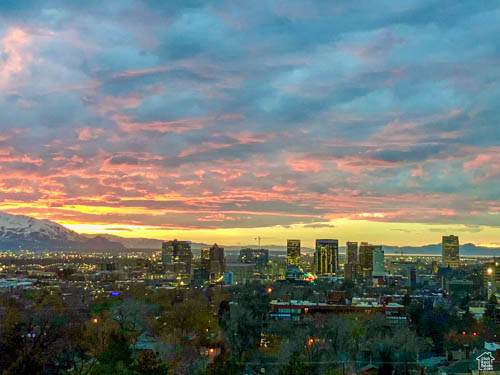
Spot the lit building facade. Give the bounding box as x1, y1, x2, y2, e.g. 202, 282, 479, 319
345, 241, 359, 281
484, 258, 500, 299
372, 246, 385, 277
286, 239, 301, 266
359, 242, 374, 277
239, 248, 269, 267
442, 235, 460, 269
346, 241, 358, 265
162, 240, 192, 282
201, 243, 225, 282
314, 239, 339, 275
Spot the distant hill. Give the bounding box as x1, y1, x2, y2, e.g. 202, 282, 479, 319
381, 243, 500, 256
1, 211, 499, 256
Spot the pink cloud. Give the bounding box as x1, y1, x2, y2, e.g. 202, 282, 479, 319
286, 156, 323, 173
77, 126, 105, 141
0, 28, 33, 90
113, 114, 208, 134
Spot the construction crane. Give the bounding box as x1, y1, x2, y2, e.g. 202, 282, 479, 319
254, 236, 265, 248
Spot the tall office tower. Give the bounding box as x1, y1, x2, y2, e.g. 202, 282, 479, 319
287, 239, 301, 266
442, 235, 460, 269
162, 240, 193, 282
484, 258, 500, 299
372, 246, 385, 276
314, 239, 339, 275
207, 243, 225, 281
359, 242, 374, 277
346, 241, 358, 265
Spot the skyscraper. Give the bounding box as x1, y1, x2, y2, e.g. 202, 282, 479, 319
346, 241, 358, 265
442, 235, 460, 269
314, 239, 338, 275
162, 240, 193, 282
344, 242, 358, 281
287, 239, 301, 266
204, 243, 225, 281
359, 242, 374, 277
372, 246, 385, 276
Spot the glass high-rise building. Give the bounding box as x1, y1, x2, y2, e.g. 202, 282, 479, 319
346, 241, 358, 265
314, 239, 338, 275
202, 243, 225, 281
442, 235, 459, 269
287, 239, 301, 266
372, 246, 385, 276
162, 240, 193, 282
359, 242, 374, 277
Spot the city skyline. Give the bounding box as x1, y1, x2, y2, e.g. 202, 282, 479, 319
1, 2, 500, 248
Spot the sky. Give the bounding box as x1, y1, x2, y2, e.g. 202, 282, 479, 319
1, 1, 500, 248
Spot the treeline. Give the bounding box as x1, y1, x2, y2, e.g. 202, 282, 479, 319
0, 282, 498, 375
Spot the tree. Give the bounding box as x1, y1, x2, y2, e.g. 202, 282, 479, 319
135, 350, 168, 375
220, 303, 261, 357
485, 294, 498, 320
0, 292, 70, 374
279, 352, 313, 375
195, 352, 243, 375
459, 294, 471, 312
402, 293, 412, 307
90, 334, 135, 375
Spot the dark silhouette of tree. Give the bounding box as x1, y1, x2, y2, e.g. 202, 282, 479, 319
135, 350, 168, 375
279, 352, 312, 375
402, 293, 412, 307
485, 294, 498, 320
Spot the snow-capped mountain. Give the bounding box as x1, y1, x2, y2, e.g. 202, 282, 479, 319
0, 211, 80, 241
0, 211, 125, 251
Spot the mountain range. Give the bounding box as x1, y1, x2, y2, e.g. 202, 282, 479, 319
0, 211, 499, 256
0, 211, 125, 251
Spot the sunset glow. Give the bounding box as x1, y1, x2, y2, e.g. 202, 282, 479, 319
1, 1, 500, 247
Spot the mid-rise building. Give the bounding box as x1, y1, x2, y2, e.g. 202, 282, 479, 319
162, 240, 192, 282
239, 248, 269, 267
372, 246, 385, 277
286, 239, 301, 266
314, 239, 339, 275
201, 243, 225, 282
442, 235, 460, 269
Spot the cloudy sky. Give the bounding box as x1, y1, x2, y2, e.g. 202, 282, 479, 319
1, 1, 500, 247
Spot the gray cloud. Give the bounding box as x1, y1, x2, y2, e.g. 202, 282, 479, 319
0, 1, 499, 230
